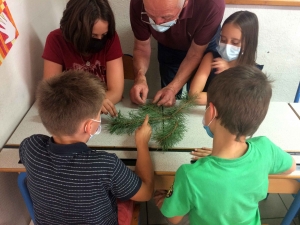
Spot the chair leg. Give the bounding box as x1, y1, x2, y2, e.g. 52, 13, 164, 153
281, 190, 300, 225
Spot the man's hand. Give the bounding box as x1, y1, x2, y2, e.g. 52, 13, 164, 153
130, 79, 149, 105
101, 99, 118, 117
211, 58, 230, 74
135, 114, 152, 147
153, 87, 176, 107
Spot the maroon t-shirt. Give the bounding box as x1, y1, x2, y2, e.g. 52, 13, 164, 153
130, 0, 225, 51
42, 29, 123, 83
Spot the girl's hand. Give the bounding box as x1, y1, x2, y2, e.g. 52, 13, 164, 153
101, 98, 118, 117
211, 58, 230, 74
190, 147, 212, 160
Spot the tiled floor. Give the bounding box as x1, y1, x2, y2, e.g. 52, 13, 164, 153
260, 194, 299, 225
139, 194, 300, 225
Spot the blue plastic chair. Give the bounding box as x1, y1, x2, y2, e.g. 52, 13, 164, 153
281, 190, 300, 225
17, 172, 35, 224
294, 81, 300, 103
281, 81, 300, 224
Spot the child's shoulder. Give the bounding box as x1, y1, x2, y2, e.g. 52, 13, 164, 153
46, 29, 66, 45
48, 28, 63, 38
247, 136, 283, 154
21, 134, 50, 146
247, 136, 273, 147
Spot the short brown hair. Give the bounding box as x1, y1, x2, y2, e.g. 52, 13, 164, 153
60, 0, 115, 54
36, 71, 105, 136
207, 65, 272, 141
223, 11, 259, 66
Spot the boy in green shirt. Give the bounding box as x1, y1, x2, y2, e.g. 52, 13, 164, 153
155, 65, 296, 225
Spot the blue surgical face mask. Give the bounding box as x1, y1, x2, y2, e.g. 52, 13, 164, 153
149, 17, 176, 32
216, 42, 241, 62
86, 118, 101, 141
202, 106, 216, 138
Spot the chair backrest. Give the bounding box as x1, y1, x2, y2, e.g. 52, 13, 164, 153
18, 172, 35, 223
122, 54, 135, 80
294, 81, 300, 103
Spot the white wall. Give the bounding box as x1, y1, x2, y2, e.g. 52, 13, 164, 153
0, 1, 299, 224
0, 0, 68, 148
0, 1, 67, 224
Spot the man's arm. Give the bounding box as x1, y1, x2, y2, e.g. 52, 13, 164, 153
153, 40, 207, 106
130, 38, 151, 105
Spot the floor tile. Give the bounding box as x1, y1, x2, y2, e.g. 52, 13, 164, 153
261, 218, 284, 225
279, 194, 300, 225
139, 198, 168, 225
261, 218, 299, 225
280, 194, 295, 209
146, 198, 168, 224
259, 194, 287, 218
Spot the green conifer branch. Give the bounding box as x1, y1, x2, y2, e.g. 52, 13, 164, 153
106, 94, 197, 150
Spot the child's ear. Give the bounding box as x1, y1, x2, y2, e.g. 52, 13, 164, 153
83, 120, 93, 135
209, 102, 218, 118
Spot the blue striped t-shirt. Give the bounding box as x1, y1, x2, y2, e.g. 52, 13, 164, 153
19, 134, 142, 225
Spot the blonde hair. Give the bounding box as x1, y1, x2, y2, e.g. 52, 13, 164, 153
36, 70, 105, 135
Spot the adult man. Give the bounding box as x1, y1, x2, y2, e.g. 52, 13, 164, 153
130, 0, 225, 106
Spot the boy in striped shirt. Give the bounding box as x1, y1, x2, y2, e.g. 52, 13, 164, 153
20, 70, 153, 224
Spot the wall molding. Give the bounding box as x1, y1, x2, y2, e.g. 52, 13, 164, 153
226, 0, 300, 6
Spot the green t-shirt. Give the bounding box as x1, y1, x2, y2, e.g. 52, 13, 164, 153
161, 136, 293, 225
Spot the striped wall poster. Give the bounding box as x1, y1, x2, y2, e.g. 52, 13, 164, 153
0, 0, 19, 65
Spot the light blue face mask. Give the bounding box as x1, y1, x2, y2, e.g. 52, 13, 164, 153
86, 118, 101, 141
148, 17, 176, 32
216, 42, 241, 62
202, 106, 216, 138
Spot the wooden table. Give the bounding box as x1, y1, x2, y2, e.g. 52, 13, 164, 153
1, 99, 300, 194
289, 103, 300, 120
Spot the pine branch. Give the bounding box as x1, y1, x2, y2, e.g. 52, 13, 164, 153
106, 94, 197, 150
